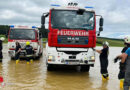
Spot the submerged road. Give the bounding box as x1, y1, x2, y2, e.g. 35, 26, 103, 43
0, 44, 123, 90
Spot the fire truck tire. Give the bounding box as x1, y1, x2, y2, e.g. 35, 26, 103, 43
35, 56, 40, 60
47, 64, 54, 71
80, 65, 90, 72
11, 57, 15, 60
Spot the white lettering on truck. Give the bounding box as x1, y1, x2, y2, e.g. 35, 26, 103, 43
57, 30, 89, 36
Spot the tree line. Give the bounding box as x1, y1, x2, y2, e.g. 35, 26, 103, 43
0, 25, 48, 38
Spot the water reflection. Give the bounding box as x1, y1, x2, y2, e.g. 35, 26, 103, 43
0, 45, 124, 90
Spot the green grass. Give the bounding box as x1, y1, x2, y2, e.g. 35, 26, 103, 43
43, 38, 47, 42
96, 37, 124, 47
1, 37, 124, 47
42, 38, 47, 48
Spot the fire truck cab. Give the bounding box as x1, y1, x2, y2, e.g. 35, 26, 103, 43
8, 25, 43, 59
41, 3, 103, 71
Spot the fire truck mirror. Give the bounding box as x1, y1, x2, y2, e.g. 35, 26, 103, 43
77, 9, 85, 15
99, 26, 103, 31
41, 25, 45, 29
99, 17, 103, 26
41, 15, 45, 25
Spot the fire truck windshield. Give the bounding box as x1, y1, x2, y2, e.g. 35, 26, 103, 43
9, 29, 35, 40
51, 10, 95, 30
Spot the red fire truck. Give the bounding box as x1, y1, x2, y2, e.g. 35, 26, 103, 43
41, 3, 104, 71
8, 25, 43, 59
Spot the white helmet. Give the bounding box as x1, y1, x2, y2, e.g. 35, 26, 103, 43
124, 36, 130, 44
103, 41, 109, 46
0, 37, 5, 41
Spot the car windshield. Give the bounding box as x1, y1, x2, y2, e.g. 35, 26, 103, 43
9, 29, 35, 40
51, 10, 95, 30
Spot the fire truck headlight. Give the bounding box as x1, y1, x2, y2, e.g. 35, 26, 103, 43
91, 56, 95, 60
48, 56, 55, 62
49, 56, 53, 59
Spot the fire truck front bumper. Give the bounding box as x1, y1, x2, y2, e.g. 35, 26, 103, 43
46, 56, 95, 66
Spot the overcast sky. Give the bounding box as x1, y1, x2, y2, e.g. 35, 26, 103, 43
0, 0, 130, 38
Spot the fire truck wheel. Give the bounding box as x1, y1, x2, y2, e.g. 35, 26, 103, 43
80, 65, 90, 72
47, 64, 54, 71
34, 56, 40, 60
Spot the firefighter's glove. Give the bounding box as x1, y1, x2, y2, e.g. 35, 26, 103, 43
114, 57, 119, 63
119, 62, 125, 71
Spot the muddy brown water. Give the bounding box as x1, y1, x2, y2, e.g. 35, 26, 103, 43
0, 44, 124, 90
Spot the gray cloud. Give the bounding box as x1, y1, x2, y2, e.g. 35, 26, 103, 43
0, 0, 130, 37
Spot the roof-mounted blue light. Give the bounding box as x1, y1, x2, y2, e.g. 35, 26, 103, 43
51, 4, 60, 7
85, 6, 94, 9
32, 26, 37, 28
10, 25, 14, 28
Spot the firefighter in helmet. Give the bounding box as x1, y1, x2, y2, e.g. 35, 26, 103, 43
115, 36, 130, 90
114, 37, 130, 88
95, 41, 109, 80
25, 41, 34, 64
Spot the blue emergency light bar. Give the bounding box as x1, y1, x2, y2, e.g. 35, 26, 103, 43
32, 26, 37, 28
10, 25, 14, 28
51, 4, 60, 7
85, 6, 94, 9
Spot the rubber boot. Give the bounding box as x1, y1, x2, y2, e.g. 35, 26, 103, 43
120, 79, 124, 88
106, 76, 109, 80
102, 74, 109, 81
30, 59, 33, 64
16, 60, 19, 64
102, 75, 107, 81
27, 61, 30, 65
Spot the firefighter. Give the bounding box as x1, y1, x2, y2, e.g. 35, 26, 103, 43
95, 41, 109, 80
116, 36, 130, 90
25, 41, 34, 64
0, 38, 3, 62
15, 42, 21, 64
114, 41, 129, 88
0, 37, 5, 62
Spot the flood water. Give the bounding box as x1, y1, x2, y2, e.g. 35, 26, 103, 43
0, 44, 124, 90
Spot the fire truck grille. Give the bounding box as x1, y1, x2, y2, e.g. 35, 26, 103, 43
57, 36, 88, 45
